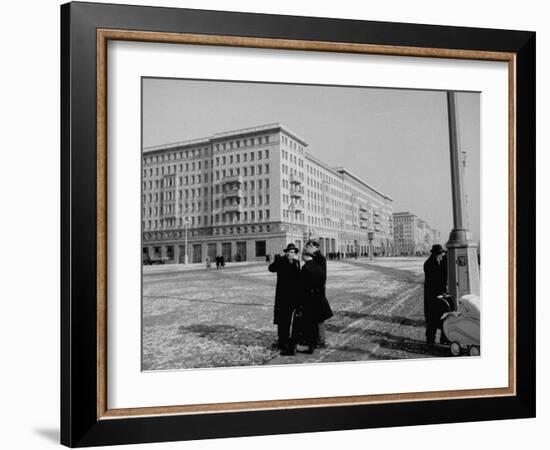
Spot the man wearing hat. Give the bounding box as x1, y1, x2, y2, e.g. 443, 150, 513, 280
304, 239, 333, 347
268, 243, 301, 355
423, 244, 451, 346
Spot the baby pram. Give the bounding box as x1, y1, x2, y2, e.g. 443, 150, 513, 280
441, 294, 480, 356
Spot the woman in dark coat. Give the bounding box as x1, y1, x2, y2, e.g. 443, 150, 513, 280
268, 243, 301, 354
305, 239, 333, 347
293, 249, 326, 354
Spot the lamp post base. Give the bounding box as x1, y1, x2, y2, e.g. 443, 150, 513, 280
184, 255, 189, 265
446, 229, 480, 308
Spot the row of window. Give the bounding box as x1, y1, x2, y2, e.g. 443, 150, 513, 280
281, 164, 301, 176
143, 160, 209, 177
217, 195, 270, 208
143, 165, 272, 190
281, 149, 304, 167
281, 135, 304, 154
144, 147, 210, 164
214, 210, 271, 223
214, 135, 270, 152
215, 149, 269, 166
216, 164, 270, 180
143, 210, 274, 231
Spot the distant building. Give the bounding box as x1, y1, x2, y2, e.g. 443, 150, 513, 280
142, 123, 394, 263
392, 212, 440, 255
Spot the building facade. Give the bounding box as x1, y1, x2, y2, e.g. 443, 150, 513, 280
142, 123, 394, 264
392, 211, 441, 255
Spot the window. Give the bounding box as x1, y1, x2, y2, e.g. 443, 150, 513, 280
265, 149, 269, 159
250, 152, 254, 161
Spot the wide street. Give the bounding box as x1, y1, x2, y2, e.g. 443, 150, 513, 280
142, 257, 451, 371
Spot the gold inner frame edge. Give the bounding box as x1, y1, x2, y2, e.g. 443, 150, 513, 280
95, 29, 517, 420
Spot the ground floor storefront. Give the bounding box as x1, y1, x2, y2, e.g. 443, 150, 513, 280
143, 228, 394, 264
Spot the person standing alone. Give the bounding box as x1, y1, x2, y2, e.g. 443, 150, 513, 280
268, 243, 301, 355
423, 244, 451, 346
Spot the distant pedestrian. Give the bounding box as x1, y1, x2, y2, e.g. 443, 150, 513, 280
220, 255, 225, 268
266, 254, 271, 264
268, 243, 301, 355
304, 239, 333, 348
205, 255, 211, 269
423, 244, 451, 346
215, 255, 221, 269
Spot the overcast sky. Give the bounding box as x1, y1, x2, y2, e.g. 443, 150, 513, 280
143, 78, 480, 243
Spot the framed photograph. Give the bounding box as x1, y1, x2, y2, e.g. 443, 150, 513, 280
61, 1, 535, 447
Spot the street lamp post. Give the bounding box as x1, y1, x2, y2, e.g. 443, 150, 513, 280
289, 203, 295, 245
183, 217, 189, 264
445, 91, 480, 304
368, 231, 374, 261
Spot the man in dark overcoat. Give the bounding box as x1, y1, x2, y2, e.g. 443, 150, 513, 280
268, 243, 301, 355
294, 248, 326, 354
305, 239, 333, 347
423, 244, 451, 345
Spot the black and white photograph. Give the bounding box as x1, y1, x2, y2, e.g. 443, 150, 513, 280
141, 78, 481, 370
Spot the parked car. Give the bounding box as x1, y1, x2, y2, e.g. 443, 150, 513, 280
143, 254, 165, 265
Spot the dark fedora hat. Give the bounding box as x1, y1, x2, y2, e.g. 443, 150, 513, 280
430, 244, 446, 255
283, 243, 299, 253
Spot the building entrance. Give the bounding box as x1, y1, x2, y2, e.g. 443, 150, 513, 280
236, 242, 247, 261
192, 244, 202, 263
222, 242, 232, 262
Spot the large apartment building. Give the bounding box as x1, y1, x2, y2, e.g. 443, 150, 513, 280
142, 123, 394, 264
392, 211, 441, 256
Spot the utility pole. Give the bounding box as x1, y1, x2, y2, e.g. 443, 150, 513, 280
445, 91, 480, 306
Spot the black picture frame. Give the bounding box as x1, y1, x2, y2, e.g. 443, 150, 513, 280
61, 1, 535, 447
